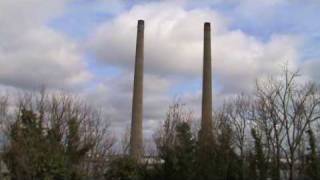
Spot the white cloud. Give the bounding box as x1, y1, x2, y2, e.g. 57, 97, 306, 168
1, 0, 312, 142
0, 0, 66, 36
88, 1, 300, 94
84, 71, 171, 142
88, 2, 228, 75
0, 0, 92, 90
84, 1, 305, 140
302, 59, 320, 83
214, 33, 299, 93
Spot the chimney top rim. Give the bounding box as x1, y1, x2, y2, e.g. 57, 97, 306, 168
204, 22, 211, 28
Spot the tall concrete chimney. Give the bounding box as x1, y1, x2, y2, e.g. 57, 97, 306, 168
130, 20, 144, 160
199, 22, 213, 144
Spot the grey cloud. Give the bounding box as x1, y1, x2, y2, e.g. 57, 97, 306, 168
2, 0, 315, 143
0, 0, 91, 90
88, 2, 300, 95
84, 2, 304, 139
88, 2, 228, 76
83, 71, 173, 141
302, 59, 320, 83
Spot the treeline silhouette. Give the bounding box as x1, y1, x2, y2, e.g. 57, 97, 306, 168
1, 68, 320, 180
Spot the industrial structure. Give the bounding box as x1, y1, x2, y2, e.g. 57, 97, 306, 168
129, 20, 145, 160
129, 21, 214, 160
199, 22, 214, 146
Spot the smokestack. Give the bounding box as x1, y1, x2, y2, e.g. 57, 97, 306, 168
199, 22, 213, 143
130, 20, 144, 160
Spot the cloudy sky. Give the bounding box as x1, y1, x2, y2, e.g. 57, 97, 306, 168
1, 0, 320, 142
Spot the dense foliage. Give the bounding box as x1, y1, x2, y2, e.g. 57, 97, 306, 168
0, 92, 115, 180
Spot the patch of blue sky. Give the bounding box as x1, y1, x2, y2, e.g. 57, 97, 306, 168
46, 0, 320, 90
301, 38, 320, 61
214, 1, 320, 42
85, 53, 121, 78
184, 0, 238, 12
168, 78, 200, 96
168, 77, 222, 97
48, 1, 116, 40
83, 53, 122, 91
274, 2, 320, 61
211, 1, 320, 63
49, 13, 112, 40
223, 8, 290, 41
48, 0, 139, 39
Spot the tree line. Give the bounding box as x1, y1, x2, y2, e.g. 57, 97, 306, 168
0, 68, 320, 180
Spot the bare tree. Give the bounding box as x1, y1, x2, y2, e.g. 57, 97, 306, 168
154, 102, 193, 156
254, 69, 320, 180
0, 95, 8, 135
121, 126, 131, 154
223, 94, 253, 180
0, 95, 9, 163
255, 78, 286, 180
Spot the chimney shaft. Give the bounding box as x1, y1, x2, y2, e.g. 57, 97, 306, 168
200, 22, 213, 140
130, 20, 144, 160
